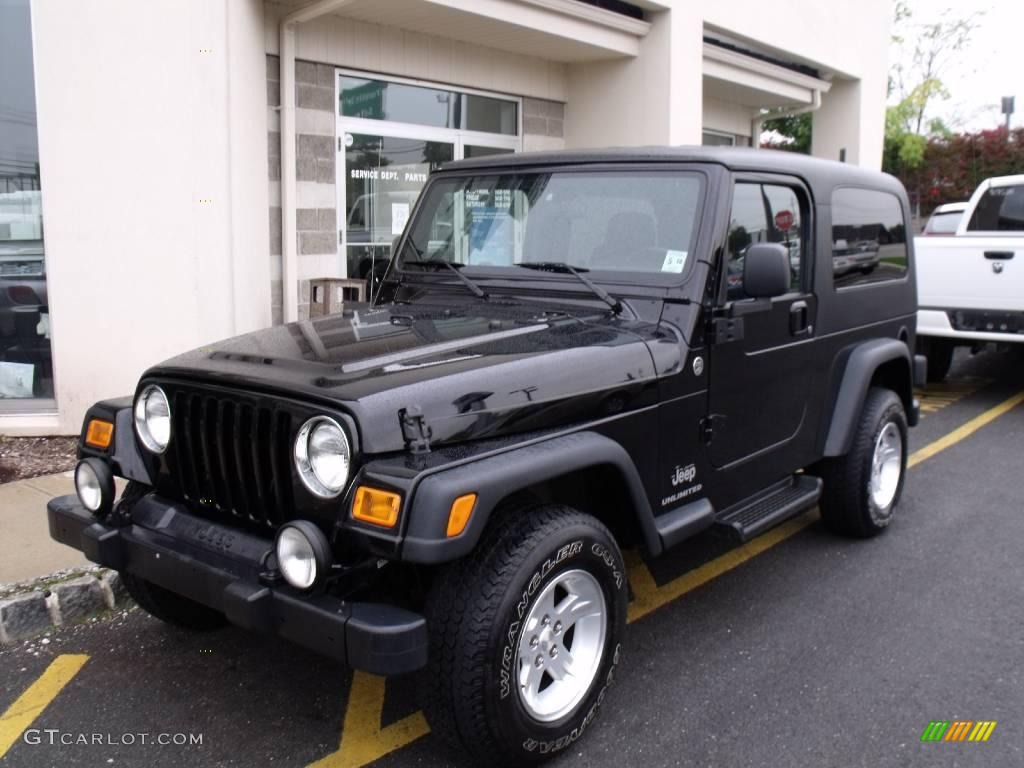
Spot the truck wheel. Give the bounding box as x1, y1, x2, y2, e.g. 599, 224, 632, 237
919, 338, 954, 382
121, 573, 226, 631
820, 387, 908, 538
421, 505, 627, 764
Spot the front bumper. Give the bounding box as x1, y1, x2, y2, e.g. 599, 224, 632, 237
47, 494, 427, 675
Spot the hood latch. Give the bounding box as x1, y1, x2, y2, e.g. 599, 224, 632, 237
399, 406, 433, 454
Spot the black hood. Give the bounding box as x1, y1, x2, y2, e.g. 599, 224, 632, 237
145, 300, 683, 453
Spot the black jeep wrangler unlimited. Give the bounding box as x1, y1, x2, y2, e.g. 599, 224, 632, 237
49, 147, 924, 764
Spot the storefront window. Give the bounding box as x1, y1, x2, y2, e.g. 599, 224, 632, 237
0, 0, 53, 405
338, 74, 522, 283
344, 134, 454, 280
340, 77, 518, 136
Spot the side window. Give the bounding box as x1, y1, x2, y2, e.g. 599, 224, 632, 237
831, 188, 907, 288
966, 184, 1024, 231
726, 183, 804, 299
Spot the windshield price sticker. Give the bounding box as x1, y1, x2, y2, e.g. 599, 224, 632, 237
661, 250, 687, 273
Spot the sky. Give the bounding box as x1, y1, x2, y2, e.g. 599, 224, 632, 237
895, 0, 1024, 131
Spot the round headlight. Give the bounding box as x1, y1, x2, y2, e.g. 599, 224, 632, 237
294, 416, 350, 498
75, 458, 114, 517
275, 521, 332, 590
134, 385, 171, 453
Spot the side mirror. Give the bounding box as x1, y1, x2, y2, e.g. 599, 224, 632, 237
743, 243, 791, 298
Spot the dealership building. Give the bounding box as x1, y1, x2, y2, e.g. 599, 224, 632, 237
1, 0, 889, 434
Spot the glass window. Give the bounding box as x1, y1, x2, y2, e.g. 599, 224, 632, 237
831, 188, 908, 288
966, 184, 1024, 232
702, 131, 735, 146
463, 145, 516, 160
0, 0, 52, 404
400, 172, 704, 276
340, 77, 517, 136
725, 183, 804, 299
344, 133, 454, 280
923, 208, 965, 235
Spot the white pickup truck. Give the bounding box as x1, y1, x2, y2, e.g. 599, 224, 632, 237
915, 174, 1024, 381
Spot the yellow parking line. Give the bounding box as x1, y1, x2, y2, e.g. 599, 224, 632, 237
309, 673, 429, 768
312, 389, 1021, 766
0, 654, 89, 759
909, 391, 1024, 468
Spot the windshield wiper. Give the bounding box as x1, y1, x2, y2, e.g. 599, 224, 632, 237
516, 262, 622, 314
404, 260, 489, 300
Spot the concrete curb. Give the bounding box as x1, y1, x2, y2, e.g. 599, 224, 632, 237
0, 568, 133, 645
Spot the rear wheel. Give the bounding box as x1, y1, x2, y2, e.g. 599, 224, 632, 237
820, 387, 908, 538
918, 337, 954, 382
421, 505, 627, 764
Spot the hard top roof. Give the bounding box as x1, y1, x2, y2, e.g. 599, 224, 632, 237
441, 145, 904, 196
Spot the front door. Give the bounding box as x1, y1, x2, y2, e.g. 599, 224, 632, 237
707, 177, 819, 481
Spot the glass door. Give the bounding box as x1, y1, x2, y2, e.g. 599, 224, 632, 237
340, 129, 454, 283
337, 71, 522, 282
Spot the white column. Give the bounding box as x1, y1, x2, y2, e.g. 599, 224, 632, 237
564, 7, 702, 148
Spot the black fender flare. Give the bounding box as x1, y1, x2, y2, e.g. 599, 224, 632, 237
400, 431, 662, 564
79, 397, 153, 485
822, 338, 915, 458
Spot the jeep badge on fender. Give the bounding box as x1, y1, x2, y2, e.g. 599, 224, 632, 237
48, 147, 922, 765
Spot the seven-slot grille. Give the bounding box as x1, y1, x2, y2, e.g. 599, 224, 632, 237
168, 388, 295, 529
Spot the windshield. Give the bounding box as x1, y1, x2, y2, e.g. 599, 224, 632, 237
397, 171, 704, 278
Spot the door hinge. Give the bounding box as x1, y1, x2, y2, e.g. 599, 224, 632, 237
399, 406, 433, 454
712, 316, 744, 344
700, 414, 724, 444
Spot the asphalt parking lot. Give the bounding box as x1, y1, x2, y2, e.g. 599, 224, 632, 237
2, 347, 1022, 768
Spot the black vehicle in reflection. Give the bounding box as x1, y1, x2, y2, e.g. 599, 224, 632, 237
0, 242, 49, 396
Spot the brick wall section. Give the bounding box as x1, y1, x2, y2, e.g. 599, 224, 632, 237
523, 97, 564, 138
267, 54, 338, 323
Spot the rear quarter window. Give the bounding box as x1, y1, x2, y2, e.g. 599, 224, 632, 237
831, 187, 908, 289
966, 184, 1024, 232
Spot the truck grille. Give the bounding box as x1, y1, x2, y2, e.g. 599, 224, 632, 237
168, 389, 295, 529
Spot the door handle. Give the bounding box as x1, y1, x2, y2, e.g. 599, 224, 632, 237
984, 251, 1014, 260
789, 300, 811, 337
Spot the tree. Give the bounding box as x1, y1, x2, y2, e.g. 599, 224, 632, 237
761, 113, 811, 154
884, 2, 981, 213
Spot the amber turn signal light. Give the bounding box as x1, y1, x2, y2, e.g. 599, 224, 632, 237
446, 493, 477, 538
351, 486, 401, 528
85, 419, 114, 449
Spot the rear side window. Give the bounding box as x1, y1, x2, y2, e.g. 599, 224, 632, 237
966, 184, 1024, 232
831, 187, 908, 289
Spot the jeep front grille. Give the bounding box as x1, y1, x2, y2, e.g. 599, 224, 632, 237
169, 390, 294, 529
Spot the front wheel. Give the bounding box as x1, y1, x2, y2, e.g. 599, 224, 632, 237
421, 505, 627, 764
819, 387, 908, 538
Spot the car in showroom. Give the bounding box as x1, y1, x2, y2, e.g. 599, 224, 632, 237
48, 147, 923, 764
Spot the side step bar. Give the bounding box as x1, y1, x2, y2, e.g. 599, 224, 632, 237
712, 475, 822, 543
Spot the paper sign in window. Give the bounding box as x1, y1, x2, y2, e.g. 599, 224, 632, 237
391, 203, 410, 235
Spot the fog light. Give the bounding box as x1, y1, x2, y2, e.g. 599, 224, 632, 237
75, 458, 114, 517
275, 520, 332, 590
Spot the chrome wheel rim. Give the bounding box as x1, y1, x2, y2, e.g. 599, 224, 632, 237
516, 568, 607, 723
870, 422, 902, 510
